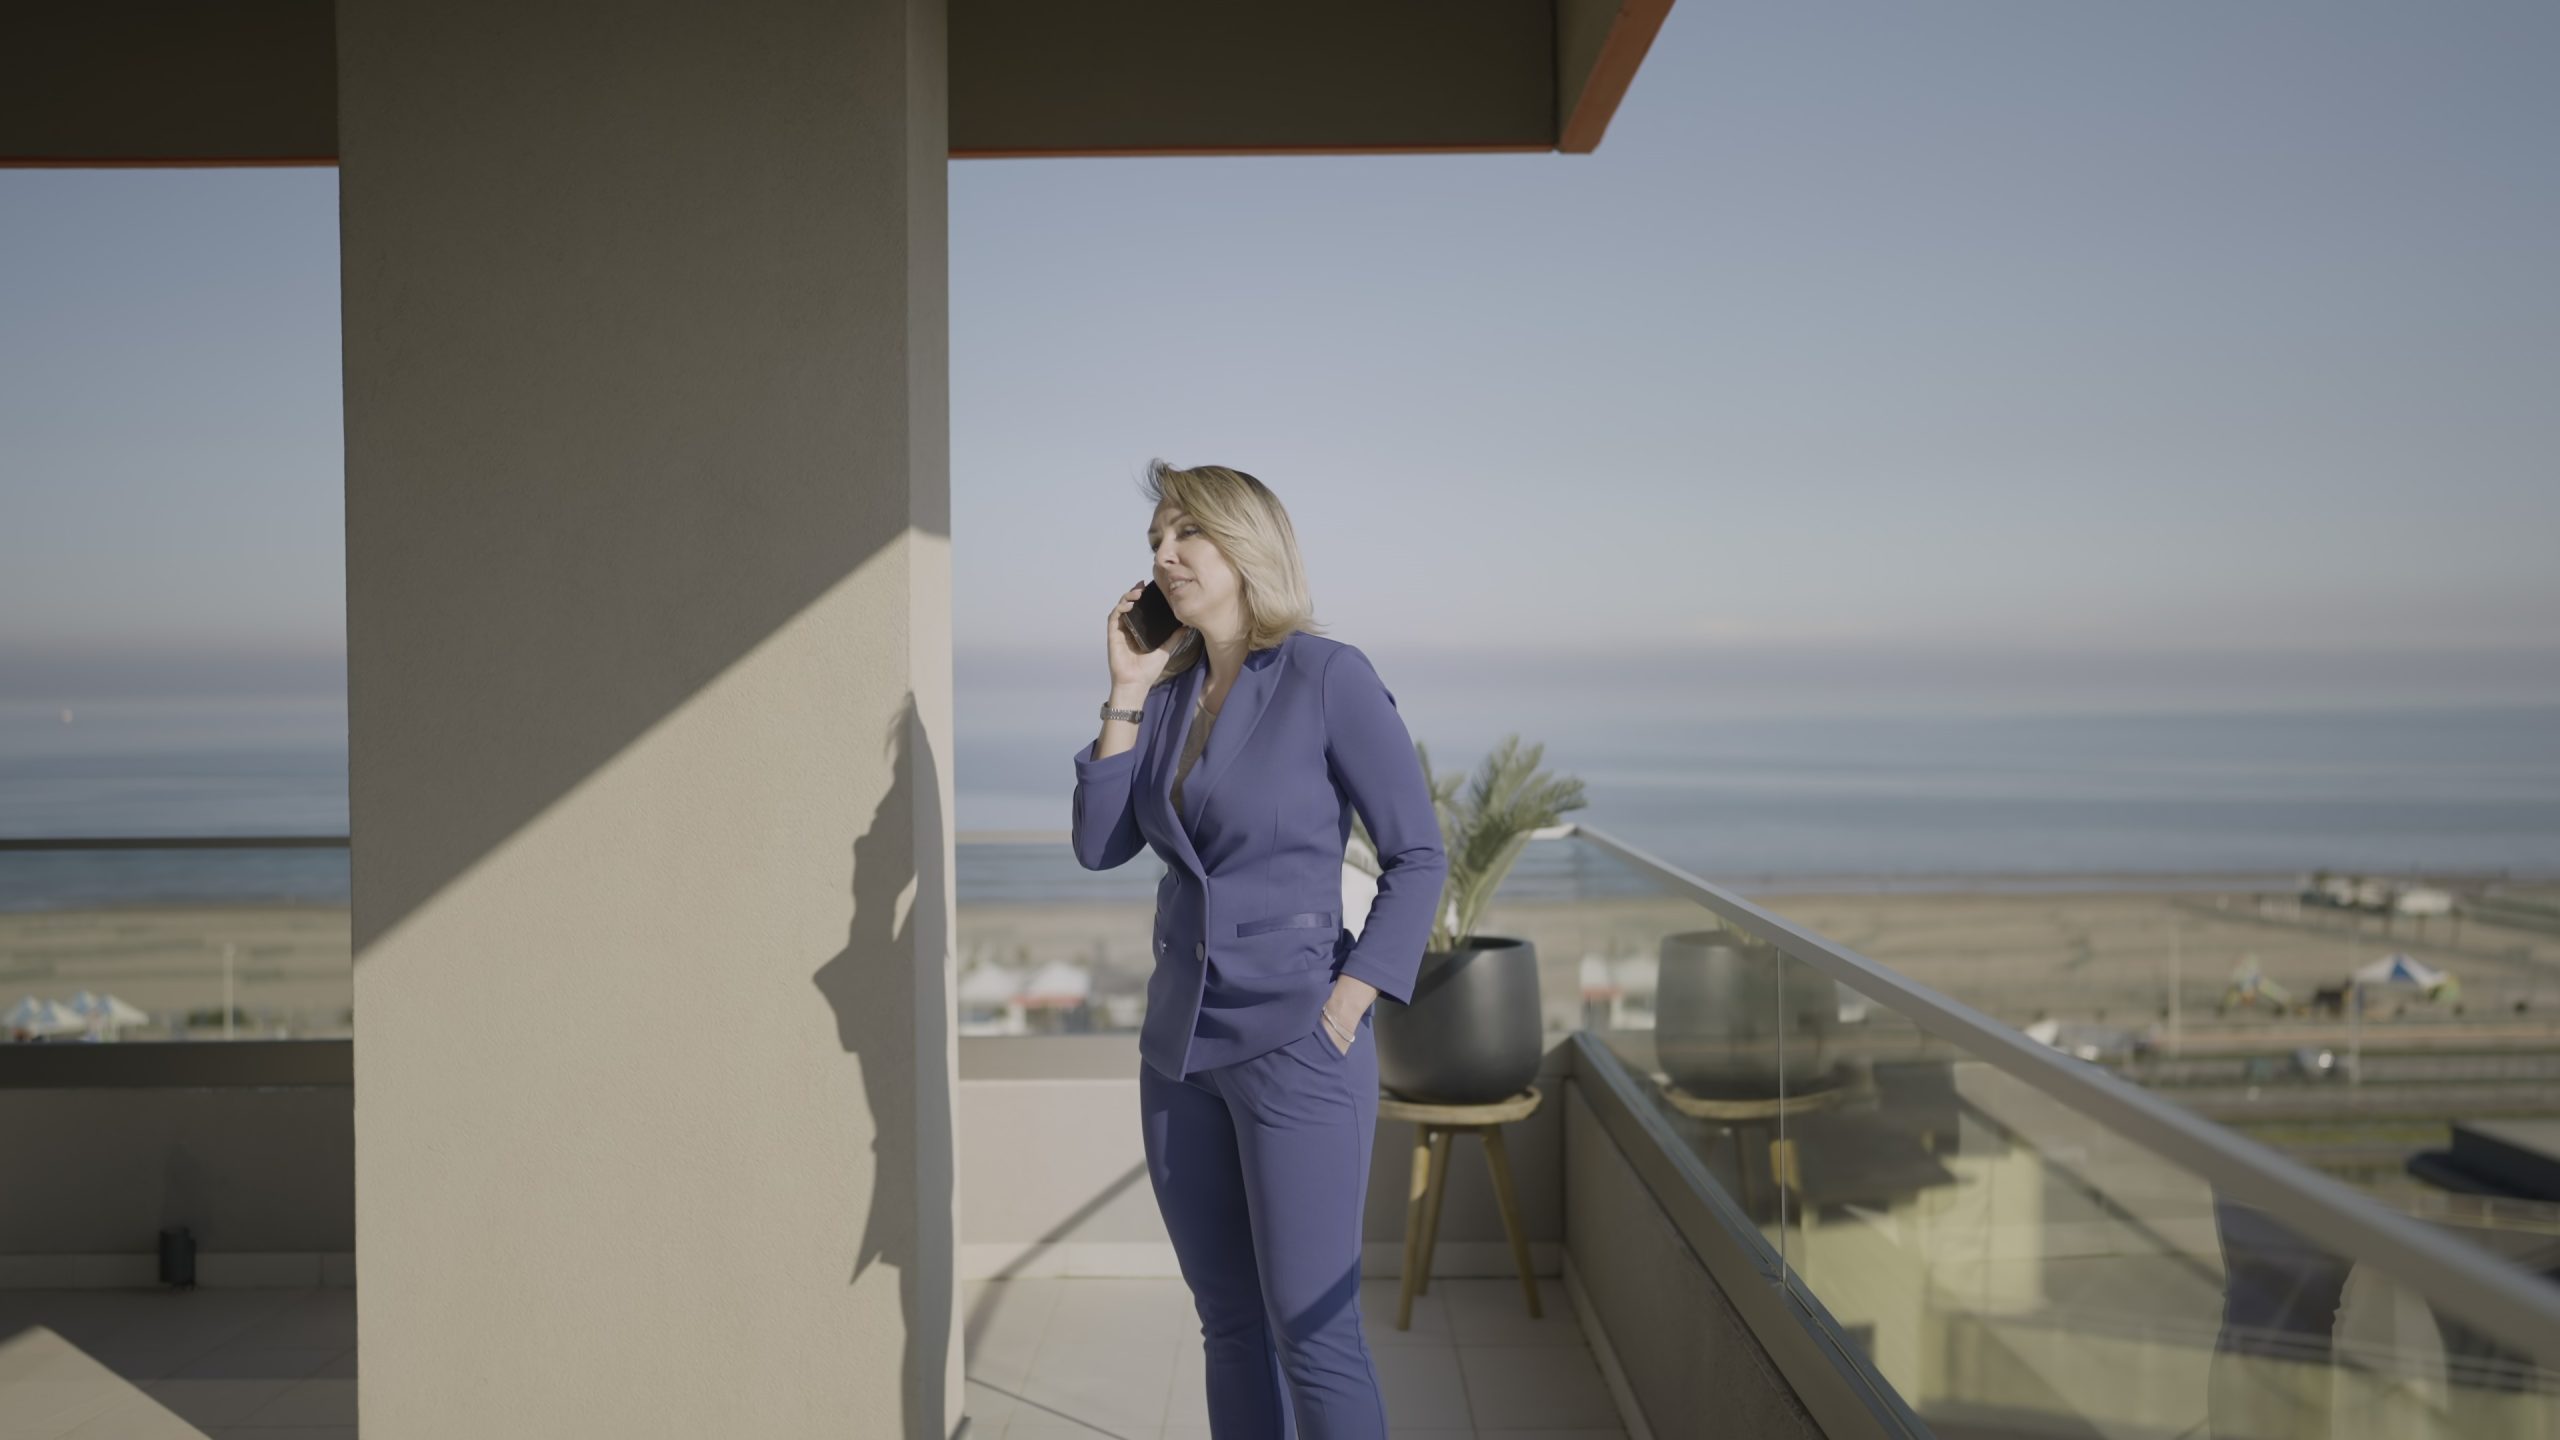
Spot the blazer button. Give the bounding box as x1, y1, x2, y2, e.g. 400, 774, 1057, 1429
1195, 942, 1205, 961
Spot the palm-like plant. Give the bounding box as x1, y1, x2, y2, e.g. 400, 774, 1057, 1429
1347, 735, 1586, 954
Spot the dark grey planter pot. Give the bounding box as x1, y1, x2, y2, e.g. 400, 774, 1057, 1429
1374, 935, 1543, 1105
1654, 929, 1837, 1099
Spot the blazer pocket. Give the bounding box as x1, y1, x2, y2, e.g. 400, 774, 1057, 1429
1234, 909, 1338, 939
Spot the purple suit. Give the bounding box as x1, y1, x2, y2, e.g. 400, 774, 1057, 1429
1071, 628, 1449, 1079
1072, 627, 1446, 1437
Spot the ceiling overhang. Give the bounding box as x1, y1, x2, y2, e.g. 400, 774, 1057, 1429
0, 0, 1670, 167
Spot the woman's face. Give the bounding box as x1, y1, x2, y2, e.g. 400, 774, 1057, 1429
1150, 503, 1237, 624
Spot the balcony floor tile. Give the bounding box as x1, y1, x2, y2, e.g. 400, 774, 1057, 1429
969, 1274, 1630, 1439
1, 1272, 1634, 1439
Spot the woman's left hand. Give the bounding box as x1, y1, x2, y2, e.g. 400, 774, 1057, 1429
1323, 976, 1377, 1053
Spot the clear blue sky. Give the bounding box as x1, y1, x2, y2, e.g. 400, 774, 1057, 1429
5, 1, 2555, 713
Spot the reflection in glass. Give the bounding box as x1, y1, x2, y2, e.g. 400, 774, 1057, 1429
1571, 844, 2559, 1440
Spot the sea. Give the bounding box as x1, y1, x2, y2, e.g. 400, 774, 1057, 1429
4, 697, 2557, 912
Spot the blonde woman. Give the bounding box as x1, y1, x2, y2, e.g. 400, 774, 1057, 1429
1073, 459, 1448, 1438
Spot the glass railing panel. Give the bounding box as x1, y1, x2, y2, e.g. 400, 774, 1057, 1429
1769, 938, 2219, 1435
1581, 911, 1799, 1263
1770, 919, 2560, 1439
1557, 824, 2560, 1437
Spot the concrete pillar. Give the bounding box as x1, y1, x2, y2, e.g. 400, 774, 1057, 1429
336, 1, 954, 1434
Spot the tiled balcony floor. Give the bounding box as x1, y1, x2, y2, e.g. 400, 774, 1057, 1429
2, 1274, 1630, 1438
0, 1287, 356, 1439
965, 1275, 1631, 1439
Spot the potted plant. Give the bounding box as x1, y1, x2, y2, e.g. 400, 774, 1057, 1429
1345, 735, 1584, 1104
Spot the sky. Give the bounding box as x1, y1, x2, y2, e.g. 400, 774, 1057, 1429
4, 1, 2556, 717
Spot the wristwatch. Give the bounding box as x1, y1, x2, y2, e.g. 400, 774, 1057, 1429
1100, 700, 1144, 723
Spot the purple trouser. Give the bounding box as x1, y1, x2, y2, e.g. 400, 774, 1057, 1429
1141, 1006, 1386, 1439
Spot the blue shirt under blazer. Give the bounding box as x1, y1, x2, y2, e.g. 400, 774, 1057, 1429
1072, 629, 1449, 1081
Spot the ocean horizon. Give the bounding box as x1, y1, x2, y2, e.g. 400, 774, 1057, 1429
5, 696, 2557, 911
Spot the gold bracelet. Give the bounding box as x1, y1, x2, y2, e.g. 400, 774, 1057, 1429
1322, 1011, 1356, 1048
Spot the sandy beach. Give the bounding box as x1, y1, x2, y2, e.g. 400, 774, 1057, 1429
966, 882, 2560, 1032
13, 883, 2553, 1201
8, 882, 2555, 1047
0, 903, 352, 1039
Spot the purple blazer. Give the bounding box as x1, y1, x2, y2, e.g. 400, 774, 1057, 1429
1071, 629, 1449, 1080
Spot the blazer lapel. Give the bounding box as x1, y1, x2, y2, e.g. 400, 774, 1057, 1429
1147, 658, 1209, 875
1176, 635, 1289, 834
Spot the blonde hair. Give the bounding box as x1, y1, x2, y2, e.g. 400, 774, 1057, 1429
1140, 457, 1324, 682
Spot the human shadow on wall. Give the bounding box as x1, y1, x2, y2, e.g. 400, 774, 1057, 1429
813, 691, 958, 1439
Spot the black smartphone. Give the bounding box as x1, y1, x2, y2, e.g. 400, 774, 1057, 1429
1121, 580, 1184, 654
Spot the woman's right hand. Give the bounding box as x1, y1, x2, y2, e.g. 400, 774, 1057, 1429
1106, 581, 1188, 691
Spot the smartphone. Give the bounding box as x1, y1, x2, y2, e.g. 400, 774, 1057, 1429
1121, 580, 1184, 654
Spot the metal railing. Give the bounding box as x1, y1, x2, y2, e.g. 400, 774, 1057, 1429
1558, 819, 2560, 1374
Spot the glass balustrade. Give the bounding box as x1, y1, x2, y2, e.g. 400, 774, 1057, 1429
1568, 825, 2560, 1440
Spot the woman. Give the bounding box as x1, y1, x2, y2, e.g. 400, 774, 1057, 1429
1071, 459, 1448, 1439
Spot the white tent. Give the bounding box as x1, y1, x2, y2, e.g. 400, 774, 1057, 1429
41, 990, 148, 1033
2022, 1017, 2140, 1062
1578, 955, 1620, 999
2393, 887, 2455, 917
87, 994, 150, 1034
958, 964, 1026, 1008
2355, 952, 2449, 990
5, 995, 88, 1038
1610, 954, 1658, 997
1017, 960, 1091, 1010
58, 991, 147, 1033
